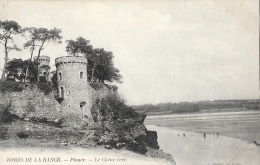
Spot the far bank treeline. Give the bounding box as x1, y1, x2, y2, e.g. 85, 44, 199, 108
0, 20, 122, 85
133, 100, 252, 115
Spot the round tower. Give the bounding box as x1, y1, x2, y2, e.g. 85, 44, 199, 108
34, 55, 50, 66
33, 56, 50, 77
55, 56, 90, 120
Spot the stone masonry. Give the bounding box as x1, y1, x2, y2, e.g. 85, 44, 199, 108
33, 55, 50, 77
0, 55, 116, 123
55, 56, 90, 120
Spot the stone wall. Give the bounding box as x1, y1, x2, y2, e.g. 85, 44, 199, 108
1, 53, 117, 124
0, 87, 61, 121
0, 83, 116, 124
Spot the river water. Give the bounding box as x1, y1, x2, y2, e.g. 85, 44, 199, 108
144, 110, 260, 143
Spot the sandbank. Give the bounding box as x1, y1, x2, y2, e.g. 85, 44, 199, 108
147, 125, 260, 165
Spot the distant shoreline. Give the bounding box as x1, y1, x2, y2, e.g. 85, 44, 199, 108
133, 99, 260, 116
143, 107, 259, 116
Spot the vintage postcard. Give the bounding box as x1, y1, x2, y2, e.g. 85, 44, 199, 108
0, 1, 259, 165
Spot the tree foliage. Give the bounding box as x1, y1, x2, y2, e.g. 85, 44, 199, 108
32, 27, 62, 60
66, 37, 92, 56
0, 81, 24, 93
5, 58, 38, 82
37, 82, 53, 95
102, 93, 140, 120
1, 20, 122, 85
66, 37, 122, 83
23, 27, 38, 51
0, 20, 23, 81
23, 27, 62, 82
51, 71, 58, 90
91, 48, 122, 83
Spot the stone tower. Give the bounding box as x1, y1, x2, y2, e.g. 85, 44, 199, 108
55, 56, 90, 120
33, 55, 50, 78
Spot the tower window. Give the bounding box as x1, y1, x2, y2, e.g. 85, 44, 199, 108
80, 72, 83, 79
59, 72, 62, 80
60, 87, 64, 98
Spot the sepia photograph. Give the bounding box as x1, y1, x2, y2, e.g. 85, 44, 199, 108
0, 1, 259, 165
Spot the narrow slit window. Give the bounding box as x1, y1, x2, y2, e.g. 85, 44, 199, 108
59, 73, 62, 80
80, 72, 83, 79
60, 87, 64, 98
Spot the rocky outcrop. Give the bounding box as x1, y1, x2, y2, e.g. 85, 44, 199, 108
76, 100, 160, 155
0, 88, 174, 163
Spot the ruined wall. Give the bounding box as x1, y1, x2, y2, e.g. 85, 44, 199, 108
0, 88, 61, 121
0, 83, 116, 123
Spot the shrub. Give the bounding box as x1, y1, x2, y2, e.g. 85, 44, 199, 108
36, 82, 53, 95
0, 101, 19, 124
51, 72, 58, 90
17, 131, 30, 139
104, 84, 118, 92
24, 101, 36, 114
0, 81, 24, 93
89, 82, 104, 90
0, 126, 8, 139
103, 94, 139, 119
39, 76, 47, 83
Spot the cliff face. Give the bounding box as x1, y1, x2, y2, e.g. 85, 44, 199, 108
82, 105, 159, 154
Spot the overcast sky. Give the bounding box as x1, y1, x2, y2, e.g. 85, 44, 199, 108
0, 0, 259, 105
